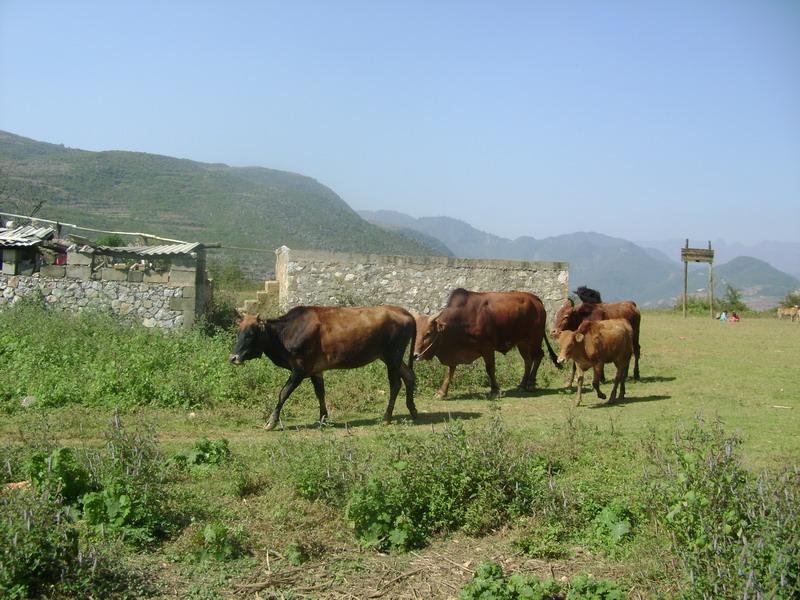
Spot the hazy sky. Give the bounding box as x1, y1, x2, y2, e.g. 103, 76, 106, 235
1, 1, 798, 243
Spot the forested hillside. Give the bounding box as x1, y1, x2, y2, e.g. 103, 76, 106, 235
0, 131, 443, 257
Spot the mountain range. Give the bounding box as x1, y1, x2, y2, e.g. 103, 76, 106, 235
359, 210, 799, 309
1, 130, 796, 309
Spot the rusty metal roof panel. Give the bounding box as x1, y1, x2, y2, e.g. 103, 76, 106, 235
95, 242, 203, 256
0, 225, 56, 247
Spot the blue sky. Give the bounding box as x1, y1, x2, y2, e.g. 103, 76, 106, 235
1, 1, 798, 243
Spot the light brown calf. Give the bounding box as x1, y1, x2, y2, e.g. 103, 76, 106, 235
556, 319, 633, 406
777, 306, 799, 322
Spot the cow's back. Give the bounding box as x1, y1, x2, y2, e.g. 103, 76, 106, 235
450, 291, 545, 343
281, 305, 415, 372
578, 319, 633, 364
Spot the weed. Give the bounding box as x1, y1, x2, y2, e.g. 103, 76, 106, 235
646, 419, 800, 598
458, 561, 623, 599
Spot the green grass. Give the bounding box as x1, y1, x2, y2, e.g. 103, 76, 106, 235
1, 306, 798, 598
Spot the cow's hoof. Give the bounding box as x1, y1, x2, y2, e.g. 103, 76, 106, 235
409, 410, 419, 420
381, 418, 393, 426
264, 420, 277, 431
434, 390, 446, 399
597, 392, 607, 400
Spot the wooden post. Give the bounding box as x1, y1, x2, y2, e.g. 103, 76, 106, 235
683, 239, 688, 318
708, 241, 714, 319
681, 239, 714, 319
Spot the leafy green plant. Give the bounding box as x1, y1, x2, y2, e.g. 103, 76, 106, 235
514, 522, 569, 559
24, 447, 90, 505
458, 562, 623, 600
647, 420, 800, 598
0, 487, 135, 599
346, 419, 552, 551
188, 522, 244, 562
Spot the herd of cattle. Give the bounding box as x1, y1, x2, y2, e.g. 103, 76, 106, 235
229, 286, 641, 430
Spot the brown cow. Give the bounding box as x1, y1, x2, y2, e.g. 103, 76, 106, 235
229, 306, 417, 430
413, 288, 559, 398
556, 319, 633, 406
552, 295, 641, 383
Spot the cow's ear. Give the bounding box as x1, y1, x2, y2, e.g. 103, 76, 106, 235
434, 318, 447, 332
574, 333, 584, 343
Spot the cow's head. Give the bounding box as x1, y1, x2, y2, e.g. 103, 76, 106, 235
412, 310, 445, 360
551, 298, 576, 337
556, 329, 584, 365
229, 313, 265, 364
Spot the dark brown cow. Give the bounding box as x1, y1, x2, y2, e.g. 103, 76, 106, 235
413, 288, 559, 398
552, 296, 641, 382
556, 319, 633, 406
229, 306, 417, 430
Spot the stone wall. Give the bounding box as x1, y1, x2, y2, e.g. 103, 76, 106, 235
0, 274, 189, 328
275, 247, 569, 324
0, 249, 211, 329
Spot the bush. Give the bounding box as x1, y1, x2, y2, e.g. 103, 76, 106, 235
346, 418, 552, 551
81, 413, 176, 546
647, 420, 800, 598
0, 487, 134, 599
779, 291, 800, 308
458, 561, 624, 600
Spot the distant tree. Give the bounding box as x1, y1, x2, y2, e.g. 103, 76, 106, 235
780, 291, 800, 308
719, 284, 748, 313
95, 234, 125, 247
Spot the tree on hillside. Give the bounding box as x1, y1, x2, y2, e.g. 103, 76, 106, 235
780, 291, 800, 308
719, 284, 748, 313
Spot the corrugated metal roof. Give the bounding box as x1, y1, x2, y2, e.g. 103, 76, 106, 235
95, 242, 203, 256
0, 225, 55, 247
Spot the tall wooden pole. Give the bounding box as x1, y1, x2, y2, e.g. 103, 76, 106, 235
708, 241, 714, 319
683, 239, 689, 318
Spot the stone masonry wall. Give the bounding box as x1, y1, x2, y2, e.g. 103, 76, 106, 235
0, 274, 190, 328
276, 247, 569, 325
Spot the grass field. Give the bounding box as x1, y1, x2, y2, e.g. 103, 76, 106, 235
1, 309, 798, 598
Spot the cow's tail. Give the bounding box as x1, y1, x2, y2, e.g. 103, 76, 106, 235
544, 332, 561, 369
408, 318, 416, 372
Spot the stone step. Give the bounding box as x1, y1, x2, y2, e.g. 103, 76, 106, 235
264, 280, 279, 293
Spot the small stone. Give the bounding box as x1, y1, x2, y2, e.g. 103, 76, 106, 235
21, 395, 37, 408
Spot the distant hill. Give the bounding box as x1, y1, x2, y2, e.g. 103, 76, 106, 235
637, 238, 800, 280
360, 210, 800, 308
688, 256, 800, 310
0, 131, 444, 259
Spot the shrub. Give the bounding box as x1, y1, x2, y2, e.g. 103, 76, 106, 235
346, 418, 552, 551
187, 521, 246, 562
81, 413, 175, 546
458, 561, 623, 600
647, 420, 800, 598
23, 447, 90, 505
0, 487, 133, 599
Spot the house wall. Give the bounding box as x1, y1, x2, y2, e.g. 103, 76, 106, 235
0, 249, 210, 329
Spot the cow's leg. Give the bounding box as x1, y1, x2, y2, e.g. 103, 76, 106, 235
384, 363, 403, 424
266, 370, 305, 430
592, 364, 607, 400
483, 351, 500, 397
310, 374, 328, 424
609, 366, 621, 403
516, 344, 533, 390
566, 361, 576, 388
618, 359, 630, 401
435, 365, 456, 398
632, 329, 641, 380
574, 366, 584, 406
398, 362, 418, 419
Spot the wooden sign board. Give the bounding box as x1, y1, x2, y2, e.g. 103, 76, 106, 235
681, 248, 715, 263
